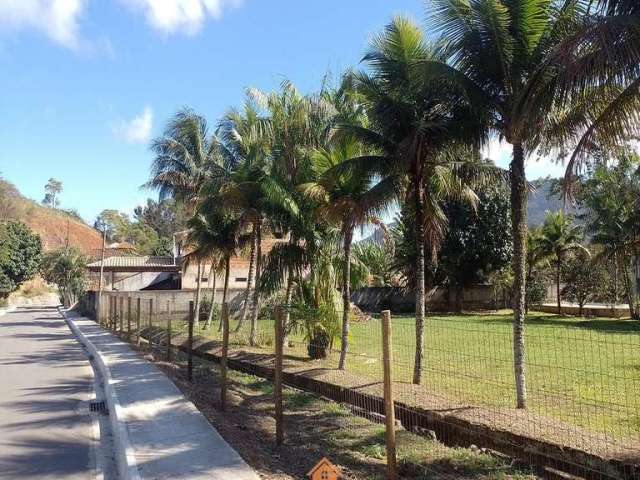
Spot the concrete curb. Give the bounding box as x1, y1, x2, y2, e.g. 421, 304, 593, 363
59, 307, 142, 480
0, 305, 17, 317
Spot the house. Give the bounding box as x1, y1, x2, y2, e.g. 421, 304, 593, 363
87, 235, 286, 293
307, 457, 341, 480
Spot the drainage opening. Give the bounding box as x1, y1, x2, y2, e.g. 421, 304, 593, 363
89, 401, 108, 415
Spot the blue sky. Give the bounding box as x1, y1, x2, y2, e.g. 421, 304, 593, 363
0, 0, 566, 225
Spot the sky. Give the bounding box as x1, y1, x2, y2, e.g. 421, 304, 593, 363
0, 0, 567, 225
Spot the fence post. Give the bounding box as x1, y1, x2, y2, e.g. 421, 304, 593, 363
127, 296, 132, 337
110, 296, 115, 330
381, 310, 397, 480
107, 296, 112, 330
188, 300, 194, 381
274, 305, 284, 446
220, 303, 230, 410
166, 300, 172, 361
119, 296, 124, 334
136, 298, 141, 347
148, 298, 154, 351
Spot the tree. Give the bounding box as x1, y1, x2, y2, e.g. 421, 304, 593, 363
41, 247, 88, 307
439, 184, 512, 312
147, 109, 222, 211
42, 178, 62, 208
352, 243, 395, 287
426, 0, 596, 408
539, 211, 588, 315
133, 198, 187, 239
578, 151, 640, 318
215, 98, 271, 338
338, 17, 488, 384
525, 228, 550, 313
0, 221, 42, 302
562, 253, 608, 317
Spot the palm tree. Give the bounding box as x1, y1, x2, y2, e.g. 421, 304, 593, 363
215, 101, 272, 337
539, 211, 588, 315
147, 109, 222, 210
336, 17, 488, 384
525, 227, 549, 314
302, 140, 394, 370
425, 0, 599, 408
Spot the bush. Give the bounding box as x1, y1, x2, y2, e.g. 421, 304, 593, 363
0, 221, 42, 300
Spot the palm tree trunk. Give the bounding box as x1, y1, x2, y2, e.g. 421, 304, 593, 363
338, 223, 353, 370
236, 225, 257, 332
219, 255, 231, 332
249, 222, 262, 346
556, 257, 562, 315
204, 264, 216, 329
621, 257, 637, 319
413, 175, 426, 385
510, 143, 527, 409
283, 273, 293, 347
194, 259, 203, 328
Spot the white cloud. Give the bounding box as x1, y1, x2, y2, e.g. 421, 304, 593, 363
0, 0, 86, 49
483, 137, 567, 180
119, 0, 242, 35
114, 106, 153, 144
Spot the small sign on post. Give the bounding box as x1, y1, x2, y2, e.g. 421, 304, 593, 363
381, 310, 397, 480
220, 303, 230, 410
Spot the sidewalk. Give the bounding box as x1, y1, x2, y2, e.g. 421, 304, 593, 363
63, 311, 260, 480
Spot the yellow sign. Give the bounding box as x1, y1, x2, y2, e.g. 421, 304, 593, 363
307, 457, 341, 480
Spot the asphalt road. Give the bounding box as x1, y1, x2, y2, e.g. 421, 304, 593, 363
0, 306, 97, 480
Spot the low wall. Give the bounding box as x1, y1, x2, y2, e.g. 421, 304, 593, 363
535, 304, 630, 318
84, 288, 248, 320
352, 285, 503, 313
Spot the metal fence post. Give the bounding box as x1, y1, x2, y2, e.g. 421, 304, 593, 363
381, 310, 397, 480
220, 303, 230, 410
119, 296, 124, 334
274, 305, 284, 446
188, 300, 194, 381
166, 299, 172, 361
127, 296, 132, 337
136, 298, 141, 347
148, 298, 153, 351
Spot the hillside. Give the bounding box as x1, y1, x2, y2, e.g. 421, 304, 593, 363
0, 177, 102, 256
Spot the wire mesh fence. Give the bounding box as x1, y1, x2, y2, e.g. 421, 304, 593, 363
96, 291, 640, 479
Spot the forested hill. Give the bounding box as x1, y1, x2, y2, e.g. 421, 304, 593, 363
527, 177, 579, 227
0, 177, 102, 255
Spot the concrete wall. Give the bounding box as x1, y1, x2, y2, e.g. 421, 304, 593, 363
351, 285, 502, 313
181, 262, 250, 291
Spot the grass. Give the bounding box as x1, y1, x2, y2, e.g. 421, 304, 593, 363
169, 309, 640, 441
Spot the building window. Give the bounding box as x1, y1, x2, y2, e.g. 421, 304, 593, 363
196, 276, 208, 283
235, 277, 247, 283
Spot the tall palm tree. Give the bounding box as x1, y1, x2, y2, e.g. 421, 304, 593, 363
539, 211, 588, 314
215, 101, 272, 337
425, 0, 599, 408
147, 109, 222, 210
336, 17, 488, 384
525, 227, 549, 314
302, 140, 395, 370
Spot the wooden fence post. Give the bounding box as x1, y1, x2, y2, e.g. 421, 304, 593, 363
136, 298, 141, 347
110, 296, 115, 330
381, 310, 397, 480
119, 296, 124, 334
127, 296, 132, 337
220, 303, 230, 410
166, 300, 172, 361
274, 305, 284, 446
188, 300, 194, 381
107, 296, 112, 330
148, 298, 154, 351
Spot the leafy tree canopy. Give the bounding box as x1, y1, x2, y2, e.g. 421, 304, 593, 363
0, 221, 42, 298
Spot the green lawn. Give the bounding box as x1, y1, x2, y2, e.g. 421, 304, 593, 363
173, 310, 640, 441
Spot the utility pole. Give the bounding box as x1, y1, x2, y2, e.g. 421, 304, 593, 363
97, 226, 107, 321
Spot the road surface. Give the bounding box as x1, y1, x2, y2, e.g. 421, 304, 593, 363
0, 306, 97, 479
